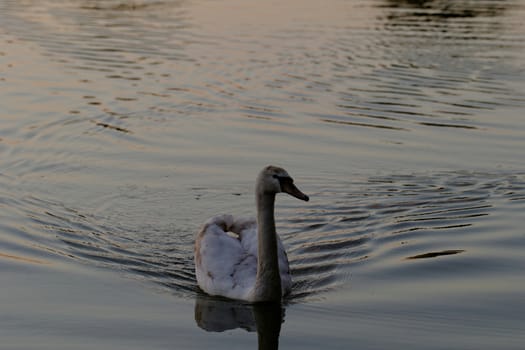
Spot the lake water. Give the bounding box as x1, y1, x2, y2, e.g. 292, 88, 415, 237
1, 0, 525, 348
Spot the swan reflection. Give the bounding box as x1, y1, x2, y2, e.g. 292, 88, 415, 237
195, 295, 284, 349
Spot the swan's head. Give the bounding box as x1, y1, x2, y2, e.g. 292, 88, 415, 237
256, 165, 309, 201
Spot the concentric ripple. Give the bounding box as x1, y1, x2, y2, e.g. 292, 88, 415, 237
2, 171, 521, 302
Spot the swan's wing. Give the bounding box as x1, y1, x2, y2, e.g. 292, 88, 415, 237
236, 220, 292, 296
195, 214, 292, 299
236, 218, 257, 256
195, 215, 256, 300
230, 217, 257, 237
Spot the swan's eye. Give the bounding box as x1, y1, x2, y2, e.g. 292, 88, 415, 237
272, 174, 278, 179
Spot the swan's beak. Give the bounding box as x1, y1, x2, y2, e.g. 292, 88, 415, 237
281, 181, 309, 202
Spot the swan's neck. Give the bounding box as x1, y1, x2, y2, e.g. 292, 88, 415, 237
253, 192, 282, 302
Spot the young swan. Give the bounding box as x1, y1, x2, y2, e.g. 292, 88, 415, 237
194, 166, 309, 302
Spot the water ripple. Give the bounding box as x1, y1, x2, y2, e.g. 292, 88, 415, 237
1, 170, 523, 302
2, 0, 524, 140
1, 0, 525, 305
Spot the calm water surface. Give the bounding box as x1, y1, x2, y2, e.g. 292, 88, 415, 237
1, 0, 525, 349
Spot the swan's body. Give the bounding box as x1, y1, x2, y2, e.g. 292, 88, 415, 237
194, 166, 309, 302
195, 215, 291, 301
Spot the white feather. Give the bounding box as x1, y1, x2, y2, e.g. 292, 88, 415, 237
194, 166, 307, 302
195, 214, 291, 301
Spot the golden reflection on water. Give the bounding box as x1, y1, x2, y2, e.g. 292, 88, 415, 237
190, 0, 372, 31
3, 0, 523, 176
0, 252, 48, 265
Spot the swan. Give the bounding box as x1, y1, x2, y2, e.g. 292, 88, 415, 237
194, 165, 309, 302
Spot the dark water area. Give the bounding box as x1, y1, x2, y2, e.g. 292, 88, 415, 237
1, 0, 525, 349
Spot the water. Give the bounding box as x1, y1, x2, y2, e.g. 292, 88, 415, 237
1, 0, 525, 348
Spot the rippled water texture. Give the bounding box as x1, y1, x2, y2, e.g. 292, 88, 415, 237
1, 0, 525, 349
